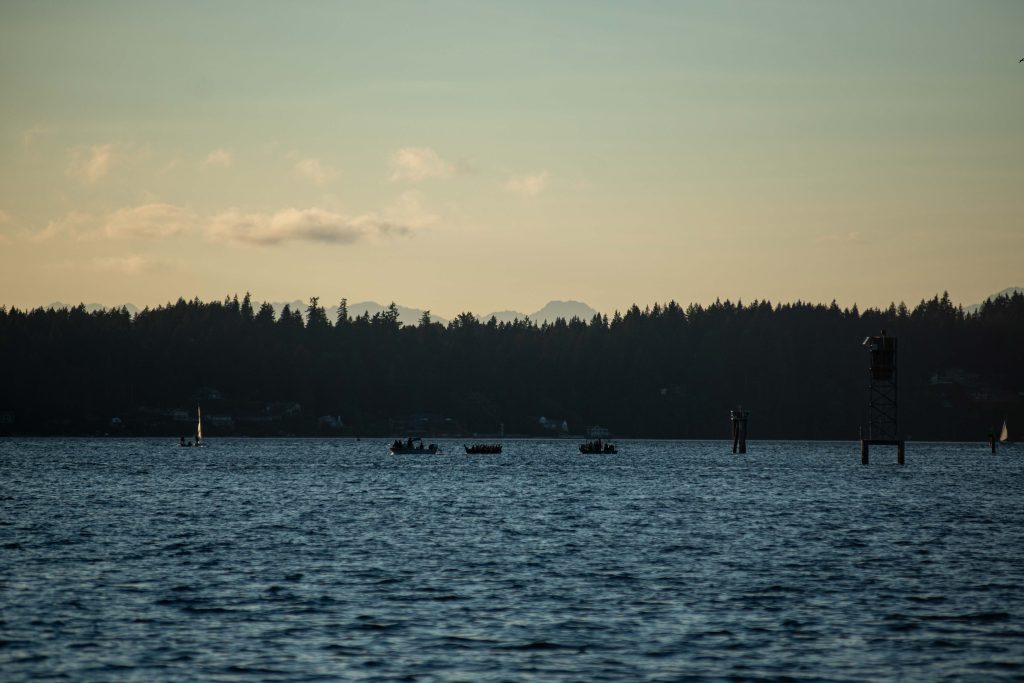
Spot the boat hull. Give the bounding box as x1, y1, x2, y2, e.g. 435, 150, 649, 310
579, 445, 617, 454
390, 447, 439, 455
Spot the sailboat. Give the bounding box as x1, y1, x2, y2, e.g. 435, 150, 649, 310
999, 418, 1010, 446
195, 405, 204, 447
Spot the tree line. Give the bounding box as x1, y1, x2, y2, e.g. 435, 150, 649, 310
0, 291, 1021, 439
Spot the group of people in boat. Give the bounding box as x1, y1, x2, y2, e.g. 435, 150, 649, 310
391, 437, 617, 454
579, 438, 617, 454
464, 444, 502, 454
391, 437, 438, 453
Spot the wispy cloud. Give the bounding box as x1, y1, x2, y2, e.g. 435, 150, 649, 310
89, 254, 167, 275
390, 147, 453, 182
31, 196, 428, 248
504, 171, 549, 197
0, 209, 9, 225
67, 144, 116, 184
31, 204, 196, 242
291, 156, 339, 186
102, 203, 197, 240
202, 148, 233, 168
32, 211, 94, 242
383, 191, 439, 229
206, 207, 405, 246
21, 124, 55, 147
44, 254, 170, 275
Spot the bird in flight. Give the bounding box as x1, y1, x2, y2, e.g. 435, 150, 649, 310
1020, 57, 1024, 62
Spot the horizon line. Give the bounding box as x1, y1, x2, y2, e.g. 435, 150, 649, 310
9, 287, 1021, 320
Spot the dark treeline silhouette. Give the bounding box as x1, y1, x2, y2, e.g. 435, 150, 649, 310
1, 292, 1021, 439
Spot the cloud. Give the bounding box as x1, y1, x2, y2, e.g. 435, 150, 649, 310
67, 144, 116, 183
32, 211, 94, 242
90, 254, 165, 275
390, 147, 453, 182
202, 149, 233, 168
31, 204, 196, 242
206, 207, 405, 246
383, 191, 439, 229
292, 157, 339, 186
157, 158, 182, 175
31, 197, 428, 248
21, 124, 55, 147
504, 171, 550, 197
102, 203, 197, 239
0, 209, 9, 224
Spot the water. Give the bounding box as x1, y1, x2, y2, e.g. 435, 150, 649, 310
2, 438, 1023, 681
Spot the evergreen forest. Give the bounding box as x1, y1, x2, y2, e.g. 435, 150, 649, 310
1, 292, 1021, 440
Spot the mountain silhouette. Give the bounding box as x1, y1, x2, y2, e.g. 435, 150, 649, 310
267, 300, 448, 325
964, 287, 1023, 314
482, 309, 531, 323
527, 300, 599, 324
40, 298, 596, 325
345, 301, 449, 326
271, 299, 597, 325
46, 301, 140, 315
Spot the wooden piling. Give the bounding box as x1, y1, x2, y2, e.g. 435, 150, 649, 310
730, 408, 748, 454
861, 440, 869, 465
897, 441, 905, 465
989, 433, 996, 454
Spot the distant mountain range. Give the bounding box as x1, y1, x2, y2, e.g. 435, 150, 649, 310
963, 287, 1023, 315
267, 300, 450, 326
38, 298, 597, 324
267, 299, 599, 326
526, 300, 600, 324
37, 290, 1018, 322
45, 301, 141, 316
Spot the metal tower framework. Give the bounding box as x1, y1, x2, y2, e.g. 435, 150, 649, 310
866, 335, 897, 440
861, 331, 904, 464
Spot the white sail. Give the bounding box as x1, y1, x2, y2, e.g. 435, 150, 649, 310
1000, 419, 1008, 444
197, 406, 203, 442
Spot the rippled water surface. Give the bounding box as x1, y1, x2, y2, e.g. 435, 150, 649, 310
2, 438, 1023, 681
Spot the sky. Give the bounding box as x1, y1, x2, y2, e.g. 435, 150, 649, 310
1, 1, 1022, 318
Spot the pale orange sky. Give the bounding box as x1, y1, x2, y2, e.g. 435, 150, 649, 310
1, 2, 1022, 317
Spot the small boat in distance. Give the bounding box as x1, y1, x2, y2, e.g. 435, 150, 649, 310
195, 405, 204, 447
580, 439, 617, 454
464, 444, 502, 454
1000, 419, 1010, 445
389, 437, 439, 455
178, 406, 205, 447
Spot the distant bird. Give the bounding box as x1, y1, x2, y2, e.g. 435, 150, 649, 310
1020, 57, 1024, 62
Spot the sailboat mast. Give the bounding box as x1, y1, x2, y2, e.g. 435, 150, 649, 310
197, 405, 203, 442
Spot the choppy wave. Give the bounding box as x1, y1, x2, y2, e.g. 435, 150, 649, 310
1, 438, 1023, 680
